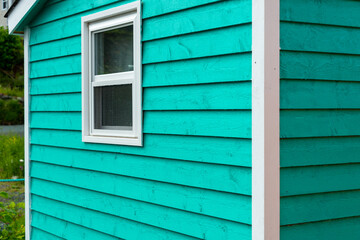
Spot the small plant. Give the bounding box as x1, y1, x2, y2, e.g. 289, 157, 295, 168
0, 191, 25, 240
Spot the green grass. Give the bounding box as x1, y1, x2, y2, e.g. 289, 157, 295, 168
0, 135, 24, 179
0, 85, 23, 98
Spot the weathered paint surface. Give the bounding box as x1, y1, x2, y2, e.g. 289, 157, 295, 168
28, 0, 252, 239
280, 0, 360, 239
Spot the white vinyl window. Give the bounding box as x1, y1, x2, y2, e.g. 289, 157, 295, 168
2, 0, 7, 10
81, 1, 142, 146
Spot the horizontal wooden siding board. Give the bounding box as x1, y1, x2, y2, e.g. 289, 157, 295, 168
31, 227, 64, 240
280, 137, 360, 167
31, 161, 251, 197
281, 190, 360, 225
280, 51, 360, 81
28, 0, 253, 238
30, 74, 81, 95
30, 55, 81, 79
30, 110, 251, 139
280, 80, 360, 109
281, 110, 360, 138
280, 0, 360, 28
280, 0, 360, 238
31, 161, 250, 224
32, 211, 122, 240
29, 1, 136, 45
30, 0, 132, 27
30, 1, 247, 46
143, 24, 251, 64
142, 0, 251, 41
31, 195, 200, 240
281, 164, 360, 196
281, 22, 360, 55
30, 23, 251, 64
30, 36, 81, 62
31, 178, 251, 238
30, 82, 251, 111
280, 216, 360, 240
30, 145, 252, 196
30, 129, 251, 166
142, 0, 221, 19
29, 53, 251, 92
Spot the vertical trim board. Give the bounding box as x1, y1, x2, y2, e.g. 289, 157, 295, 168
24, 27, 31, 240
252, 0, 280, 239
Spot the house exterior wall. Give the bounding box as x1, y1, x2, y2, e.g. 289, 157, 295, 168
279, 0, 360, 239
28, 0, 253, 239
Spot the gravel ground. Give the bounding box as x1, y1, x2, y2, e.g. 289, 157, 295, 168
0, 125, 24, 136
0, 182, 25, 204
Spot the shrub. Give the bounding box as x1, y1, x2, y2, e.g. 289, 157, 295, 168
0, 192, 25, 240
0, 27, 23, 88
0, 100, 5, 122
0, 100, 23, 125
4, 100, 23, 124
0, 135, 24, 179
0, 86, 23, 98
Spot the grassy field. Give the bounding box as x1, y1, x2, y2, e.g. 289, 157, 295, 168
0, 76, 25, 239
0, 134, 24, 179
0, 134, 25, 239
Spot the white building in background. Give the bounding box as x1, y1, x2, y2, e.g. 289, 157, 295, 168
1, 0, 13, 28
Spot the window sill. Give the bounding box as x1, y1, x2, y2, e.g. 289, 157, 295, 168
82, 135, 142, 146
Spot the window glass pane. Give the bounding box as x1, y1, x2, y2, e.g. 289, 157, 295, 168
94, 25, 133, 75
94, 84, 132, 130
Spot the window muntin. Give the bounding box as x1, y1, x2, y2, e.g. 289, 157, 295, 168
82, 2, 142, 146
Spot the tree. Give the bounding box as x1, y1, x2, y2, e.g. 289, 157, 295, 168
0, 27, 24, 88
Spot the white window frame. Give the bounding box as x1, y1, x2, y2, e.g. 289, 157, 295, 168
81, 1, 142, 146
2, 0, 7, 10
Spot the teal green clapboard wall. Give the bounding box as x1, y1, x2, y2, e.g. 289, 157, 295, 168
280, 0, 360, 239
28, 0, 252, 239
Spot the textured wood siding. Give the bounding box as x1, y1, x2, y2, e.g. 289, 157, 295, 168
28, 0, 252, 239
280, 0, 360, 239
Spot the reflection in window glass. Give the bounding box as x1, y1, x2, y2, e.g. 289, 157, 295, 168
94, 25, 134, 75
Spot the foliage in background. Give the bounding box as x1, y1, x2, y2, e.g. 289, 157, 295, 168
0, 28, 24, 125
0, 100, 24, 125
0, 27, 24, 89
0, 86, 23, 98
0, 192, 25, 240
0, 135, 24, 179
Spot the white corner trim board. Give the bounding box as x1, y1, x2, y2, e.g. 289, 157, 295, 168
252, 0, 280, 239
24, 26, 31, 240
